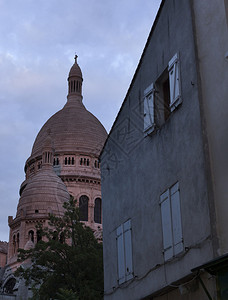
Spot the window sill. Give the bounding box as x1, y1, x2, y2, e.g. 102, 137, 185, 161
170, 97, 182, 112
144, 124, 156, 137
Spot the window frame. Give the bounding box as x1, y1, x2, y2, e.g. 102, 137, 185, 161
143, 83, 155, 136
143, 52, 182, 136
116, 219, 133, 284
160, 182, 184, 261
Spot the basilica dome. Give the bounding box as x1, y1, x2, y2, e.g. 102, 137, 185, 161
17, 166, 69, 219
31, 102, 107, 158
28, 56, 107, 162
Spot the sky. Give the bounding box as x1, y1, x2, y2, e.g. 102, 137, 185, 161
0, 0, 161, 241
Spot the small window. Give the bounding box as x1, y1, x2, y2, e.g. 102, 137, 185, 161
16, 233, 20, 249
72, 157, 75, 165
53, 157, 59, 166
79, 195, 89, 221
80, 158, 83, 165
94, 160, 100, 168
28, 230, 34, 243
13, 235, 16, 254
35, 209, 39, 214
154, 70, 171, 127
87, 159, 90, 166
94, 198, 102, 224
65, 157, 68, 165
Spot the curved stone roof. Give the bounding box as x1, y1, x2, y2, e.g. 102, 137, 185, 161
28, 58, 107, 161
30, 101, 107, 158
68, 56, 82, 78
16, 167, 69, 218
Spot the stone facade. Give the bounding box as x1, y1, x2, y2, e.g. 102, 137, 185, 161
101, 0, 228, 299
0, 242, 8, 269
1, 57, 107, 298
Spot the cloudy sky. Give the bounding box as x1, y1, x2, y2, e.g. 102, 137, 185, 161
0, 0, 161, 241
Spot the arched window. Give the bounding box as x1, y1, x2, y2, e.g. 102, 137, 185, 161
37, 230, 42, 243
94, 198, 102, 224
65, 157, 68, 165
13, 235, 16, 254
3, 278, 16, 294
68, 157, 71, 164
72, 157, 74, 165
16, 233, 20, 250
87, 159, 90, 166
79, 195, 89, 221
28, 230, 34, 243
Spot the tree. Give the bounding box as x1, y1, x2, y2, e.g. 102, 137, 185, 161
15, 197, 104, 300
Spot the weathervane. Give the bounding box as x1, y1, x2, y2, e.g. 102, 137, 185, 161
74, 53, 78, 63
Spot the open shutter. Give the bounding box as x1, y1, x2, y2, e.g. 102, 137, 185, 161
170, 182, 183, 255
144, 83, 155, 133
168, 53, 181, 111
123, 220, 133, 281
160, 190, 173, 261
117, 225, 125, 284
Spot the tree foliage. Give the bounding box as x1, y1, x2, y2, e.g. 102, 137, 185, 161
15, 197, 103, 300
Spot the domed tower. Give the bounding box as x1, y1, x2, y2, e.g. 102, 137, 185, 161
21, 56, 107, 234
7, 137, 70, 271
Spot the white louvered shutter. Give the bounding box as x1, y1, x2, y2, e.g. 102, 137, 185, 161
117, 225, 125, 284
144, 83, 154, 132
168, 53, 181, 110
170, 182, 183, 255
123, 220, 133, 281
160, 190, 173, 261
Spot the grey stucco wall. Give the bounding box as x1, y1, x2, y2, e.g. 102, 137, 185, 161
101, 0, 214, 299
193, 0, 228, 255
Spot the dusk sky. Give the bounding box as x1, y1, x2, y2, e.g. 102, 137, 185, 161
0, 0, 161, 241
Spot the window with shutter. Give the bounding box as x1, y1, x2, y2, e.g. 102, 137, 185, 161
160, 190, 173, 261
144, 83, 155, 135
117, 225, 125, 284
170, 182, 183, 255
160, 182, 183, 261
143, 53, 182, 136
116, 219, 133, 284
123, 220, 133, 281
168, 53, 181, 111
